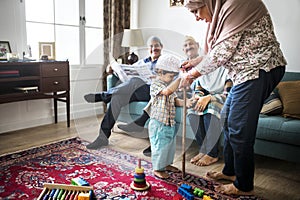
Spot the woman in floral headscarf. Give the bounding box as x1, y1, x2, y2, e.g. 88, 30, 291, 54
180, 0, 287, 196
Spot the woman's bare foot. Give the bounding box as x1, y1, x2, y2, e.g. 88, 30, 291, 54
194, 155, 218, 166
165, 165, 180, 172
215, 183, 254, 196
190, 153, 205, 163
206, 171, 236, 182
154, 170, 169, 179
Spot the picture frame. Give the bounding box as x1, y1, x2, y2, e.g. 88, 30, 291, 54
0, 41, 12, 61
170, 0, 184, 7
39, 42, 56, 60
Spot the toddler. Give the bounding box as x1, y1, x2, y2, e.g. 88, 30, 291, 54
146, 54, 192, 179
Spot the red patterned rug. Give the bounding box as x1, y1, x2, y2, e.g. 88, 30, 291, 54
0, 138, 262, 200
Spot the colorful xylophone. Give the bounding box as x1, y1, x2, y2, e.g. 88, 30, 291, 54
37, 183, 94, 200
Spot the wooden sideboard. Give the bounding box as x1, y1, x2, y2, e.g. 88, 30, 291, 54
0, 61, 70, 127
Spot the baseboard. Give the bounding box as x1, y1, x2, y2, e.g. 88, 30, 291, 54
0, 104, 104, 134
0, 116, 54, 134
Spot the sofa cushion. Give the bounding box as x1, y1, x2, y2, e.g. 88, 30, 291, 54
260, 91, 283, 115
277, 80, 300, 119
257, 114, 300, 146
120, 102, 148, 116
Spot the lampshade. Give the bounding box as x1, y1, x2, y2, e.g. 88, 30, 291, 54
121, 29, 144, 47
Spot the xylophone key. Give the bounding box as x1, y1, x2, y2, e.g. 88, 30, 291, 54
89, 190, 93, 200
78, 192, 90, 200
49, 188, 56, 200
60, 189, 68, 200
65, 190, 73, 200
73, 191, 80, 200
68, 190, 76, 200
57, 189, 65, 199
42, 189, 50, 200
53, 189, 60, 199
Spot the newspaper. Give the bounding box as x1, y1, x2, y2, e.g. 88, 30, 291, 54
110, 55, 153, 84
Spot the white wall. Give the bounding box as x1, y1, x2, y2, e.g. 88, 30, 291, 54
0, 0, 104, 134
0, 0, 26, 55
136, 0, 300, 72
263, 0, 300, 72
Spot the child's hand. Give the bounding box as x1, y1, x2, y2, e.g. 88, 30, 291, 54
179, 72, 194, 88
186, 98, 196, 108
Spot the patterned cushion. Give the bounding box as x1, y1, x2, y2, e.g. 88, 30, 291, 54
260, 91, 283, 115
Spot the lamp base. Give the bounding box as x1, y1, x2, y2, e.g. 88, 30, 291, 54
127, 52, 138, 65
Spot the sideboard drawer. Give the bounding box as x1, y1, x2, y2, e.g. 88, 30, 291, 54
41, 77, 69, 92
41, 63, 69, 77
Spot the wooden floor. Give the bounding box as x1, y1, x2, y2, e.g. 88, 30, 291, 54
0, 115, 300, 200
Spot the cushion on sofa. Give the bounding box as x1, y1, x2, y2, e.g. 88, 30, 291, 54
120, 102, 148, 116
277, 81, 300, 119
260, 91, 283, 115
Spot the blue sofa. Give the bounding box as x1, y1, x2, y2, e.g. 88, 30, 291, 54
107, 72, 300, 163
255, 72, 300, 163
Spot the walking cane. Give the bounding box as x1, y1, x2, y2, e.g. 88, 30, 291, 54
182, 87, 187, 179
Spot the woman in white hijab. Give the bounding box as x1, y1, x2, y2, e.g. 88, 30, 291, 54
181, 0, 287, 196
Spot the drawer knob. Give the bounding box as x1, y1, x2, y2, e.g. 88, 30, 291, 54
53, 81, 59, 85
53, 68, 58, 72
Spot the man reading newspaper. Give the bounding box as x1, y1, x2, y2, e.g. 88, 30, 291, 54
84, 36, 163, 149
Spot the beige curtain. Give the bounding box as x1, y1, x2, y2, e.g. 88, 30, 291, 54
103, 0, 131, 90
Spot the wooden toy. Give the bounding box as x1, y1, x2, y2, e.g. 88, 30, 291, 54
130, 158, 150, 191
37, 183, 93, 200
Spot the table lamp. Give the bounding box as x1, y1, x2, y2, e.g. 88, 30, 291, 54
121, 29, 144, 64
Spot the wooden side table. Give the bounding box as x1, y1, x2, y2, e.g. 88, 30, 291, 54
0, 61, 70, 127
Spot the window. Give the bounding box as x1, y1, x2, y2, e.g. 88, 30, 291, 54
25, 0, 103, 65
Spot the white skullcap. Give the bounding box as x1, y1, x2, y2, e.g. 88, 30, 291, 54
156, 54, 181, 73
